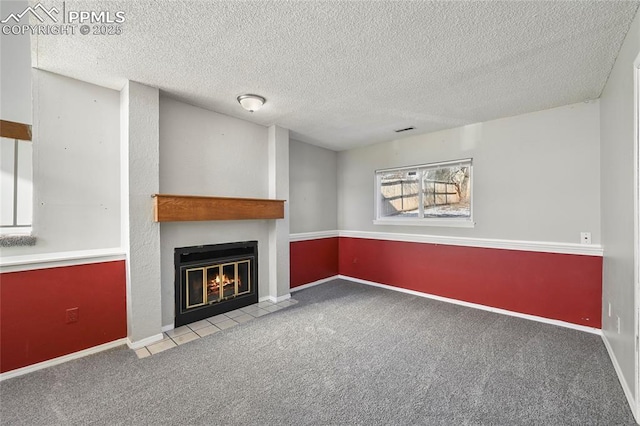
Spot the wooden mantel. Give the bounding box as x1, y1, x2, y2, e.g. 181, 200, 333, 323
0, 120, 32, 141
153, 194, 285, 222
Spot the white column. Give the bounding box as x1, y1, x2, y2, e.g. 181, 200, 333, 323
120, 81, 162, 347
268, 125, 290, 300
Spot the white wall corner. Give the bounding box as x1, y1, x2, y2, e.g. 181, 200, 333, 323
599, 8, 640, 422
602, 333, 639, 423
268, 125, 290, 299
120, 81, 163, 343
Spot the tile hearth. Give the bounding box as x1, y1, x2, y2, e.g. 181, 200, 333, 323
134, 298, 298, 359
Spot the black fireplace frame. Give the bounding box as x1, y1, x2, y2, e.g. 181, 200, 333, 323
174, 241, 258, 327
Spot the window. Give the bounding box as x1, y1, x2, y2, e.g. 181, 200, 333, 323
375, 158, 472, 227
1, 133, 33, 234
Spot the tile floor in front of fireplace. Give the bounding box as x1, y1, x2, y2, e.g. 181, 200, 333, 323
134, 298, 298, 359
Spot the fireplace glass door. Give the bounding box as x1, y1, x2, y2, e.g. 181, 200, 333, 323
185, 260, 251, 309
175, 241, 258, 327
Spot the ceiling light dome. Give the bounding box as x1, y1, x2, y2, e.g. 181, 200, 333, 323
237, 94, 266, 112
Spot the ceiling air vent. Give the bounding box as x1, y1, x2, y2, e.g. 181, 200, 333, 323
394, 127, 415, 133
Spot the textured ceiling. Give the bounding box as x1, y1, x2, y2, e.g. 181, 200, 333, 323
30, 1, 639, 151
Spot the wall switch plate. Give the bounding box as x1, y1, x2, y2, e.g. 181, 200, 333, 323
608, 302, 611, 317
580, 232, 592, 244
617, 316, 621, 334
66, 307, 79, 324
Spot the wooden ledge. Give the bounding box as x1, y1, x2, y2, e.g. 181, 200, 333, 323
153, 194, 285, 222
0, 120, 32, 141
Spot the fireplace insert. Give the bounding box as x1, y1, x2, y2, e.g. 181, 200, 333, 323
174, 241, 258, 327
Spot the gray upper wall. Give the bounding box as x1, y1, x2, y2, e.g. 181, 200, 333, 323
3, 70, 121, 256
289, 139, 338, 234
600, 7, 640, 405
337, 100, 601, 244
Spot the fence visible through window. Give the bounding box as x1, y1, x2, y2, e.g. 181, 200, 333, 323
377, 159, 472, 221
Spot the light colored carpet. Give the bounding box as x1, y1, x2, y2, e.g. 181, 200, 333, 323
0, 279, 635, 425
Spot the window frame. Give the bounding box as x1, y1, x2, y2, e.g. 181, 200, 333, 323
374, 158, 474, 228
0, 120, 33, 236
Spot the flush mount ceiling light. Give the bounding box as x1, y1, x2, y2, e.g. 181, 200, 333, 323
237, 94, 266, 112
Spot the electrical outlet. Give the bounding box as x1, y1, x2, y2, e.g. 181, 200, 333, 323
617, 316, 621, 334
580, 232, 592, 244
608, 302, 612, 317
66, 307, 79, 324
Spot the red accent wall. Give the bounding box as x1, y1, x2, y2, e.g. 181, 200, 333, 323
290, 237, 339, 288
1, 261, 127, 373
338, 237, 602, 328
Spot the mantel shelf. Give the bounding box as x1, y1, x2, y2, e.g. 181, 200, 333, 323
153, 194, 285, 222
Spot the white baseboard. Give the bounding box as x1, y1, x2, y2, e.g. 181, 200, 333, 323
259, 293, 291, 303
127, 333, 164, 350
602, 334, 639, 424
291, 275, 340, 292
161, 324, 174, 333
338, 275, 602, 335
0, 338, 128, 382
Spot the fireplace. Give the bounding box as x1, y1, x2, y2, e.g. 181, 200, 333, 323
174, 241, 258, 327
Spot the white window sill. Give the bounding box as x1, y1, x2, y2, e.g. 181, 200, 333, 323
0, 226, 32, 236
373, 218, 475, 228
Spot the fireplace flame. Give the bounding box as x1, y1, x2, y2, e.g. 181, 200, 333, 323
208, 274, 240, 291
